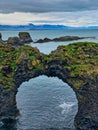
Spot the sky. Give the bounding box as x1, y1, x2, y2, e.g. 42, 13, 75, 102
0, 0, 98, 26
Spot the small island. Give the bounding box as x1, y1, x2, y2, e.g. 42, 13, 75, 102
0, 33, 98, 130
34, 36, 95, 43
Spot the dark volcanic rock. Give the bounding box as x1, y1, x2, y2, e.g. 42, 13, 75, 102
6, 32, 33, 45
53, 36, 84, 41
0, 86, 19, 121
35, 36, 86, 43
0, 33, 4, 43
18, 32, 33, 43
7, 37, 20, 44
0, 33, 2, 40
35, 38, 52, 43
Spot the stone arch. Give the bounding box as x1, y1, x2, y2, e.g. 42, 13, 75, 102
14, 60, 98, 130
0, 42, 98, 130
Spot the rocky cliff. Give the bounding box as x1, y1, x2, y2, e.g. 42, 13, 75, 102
0, 41, 98, 130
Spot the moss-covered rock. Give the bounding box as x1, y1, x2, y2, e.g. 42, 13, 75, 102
48, 42, 98, 80
7, 37, 20, 44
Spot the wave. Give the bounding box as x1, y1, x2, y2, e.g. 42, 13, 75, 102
59, 102, 75, 115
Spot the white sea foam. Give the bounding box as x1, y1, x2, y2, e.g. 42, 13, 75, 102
59, 102, 75, 115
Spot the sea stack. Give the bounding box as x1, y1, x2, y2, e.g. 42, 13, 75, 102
6, 32, 33, 45
18, 32, 33, 43
0, 33, 2, 41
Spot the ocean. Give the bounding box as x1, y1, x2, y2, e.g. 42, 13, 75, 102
0, 29, 98, 130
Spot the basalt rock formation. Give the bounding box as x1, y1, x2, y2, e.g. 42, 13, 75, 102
7, 37, 20, 45
0, 41, 98, 130
7, 32, 33, 45
0, 33, 2, 40
18, 32, 33, 43
34, 36, 95, 43
0, 33, 3, 43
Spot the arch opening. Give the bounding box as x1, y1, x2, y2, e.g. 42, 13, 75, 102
16, 75, 78, 130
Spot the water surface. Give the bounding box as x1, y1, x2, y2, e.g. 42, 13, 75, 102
16, 76, 78, 130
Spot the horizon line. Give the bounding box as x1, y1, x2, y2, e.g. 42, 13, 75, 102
0, 24, 98, 27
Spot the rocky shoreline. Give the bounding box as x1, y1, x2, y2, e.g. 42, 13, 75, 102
34, 36, 95, 43
0, 32, 96, 45
0, 32, 33, 45
0, 32, 98, 130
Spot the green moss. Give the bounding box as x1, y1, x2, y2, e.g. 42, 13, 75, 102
50, 42, 98, 78
68, 79, 84, 90
1, 41, 98, 90
0, 43, 45, 89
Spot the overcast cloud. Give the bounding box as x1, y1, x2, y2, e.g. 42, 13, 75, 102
0, 0, 98, 26
1, 0, 98, 13
0, 10, 98, 26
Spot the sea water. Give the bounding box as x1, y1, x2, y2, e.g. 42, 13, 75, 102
0, 29, 98, 130
16, 76, 77, 130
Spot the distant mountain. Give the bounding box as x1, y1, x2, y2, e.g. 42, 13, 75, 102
0, 24, 71, 30
0, 24, 98, 30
